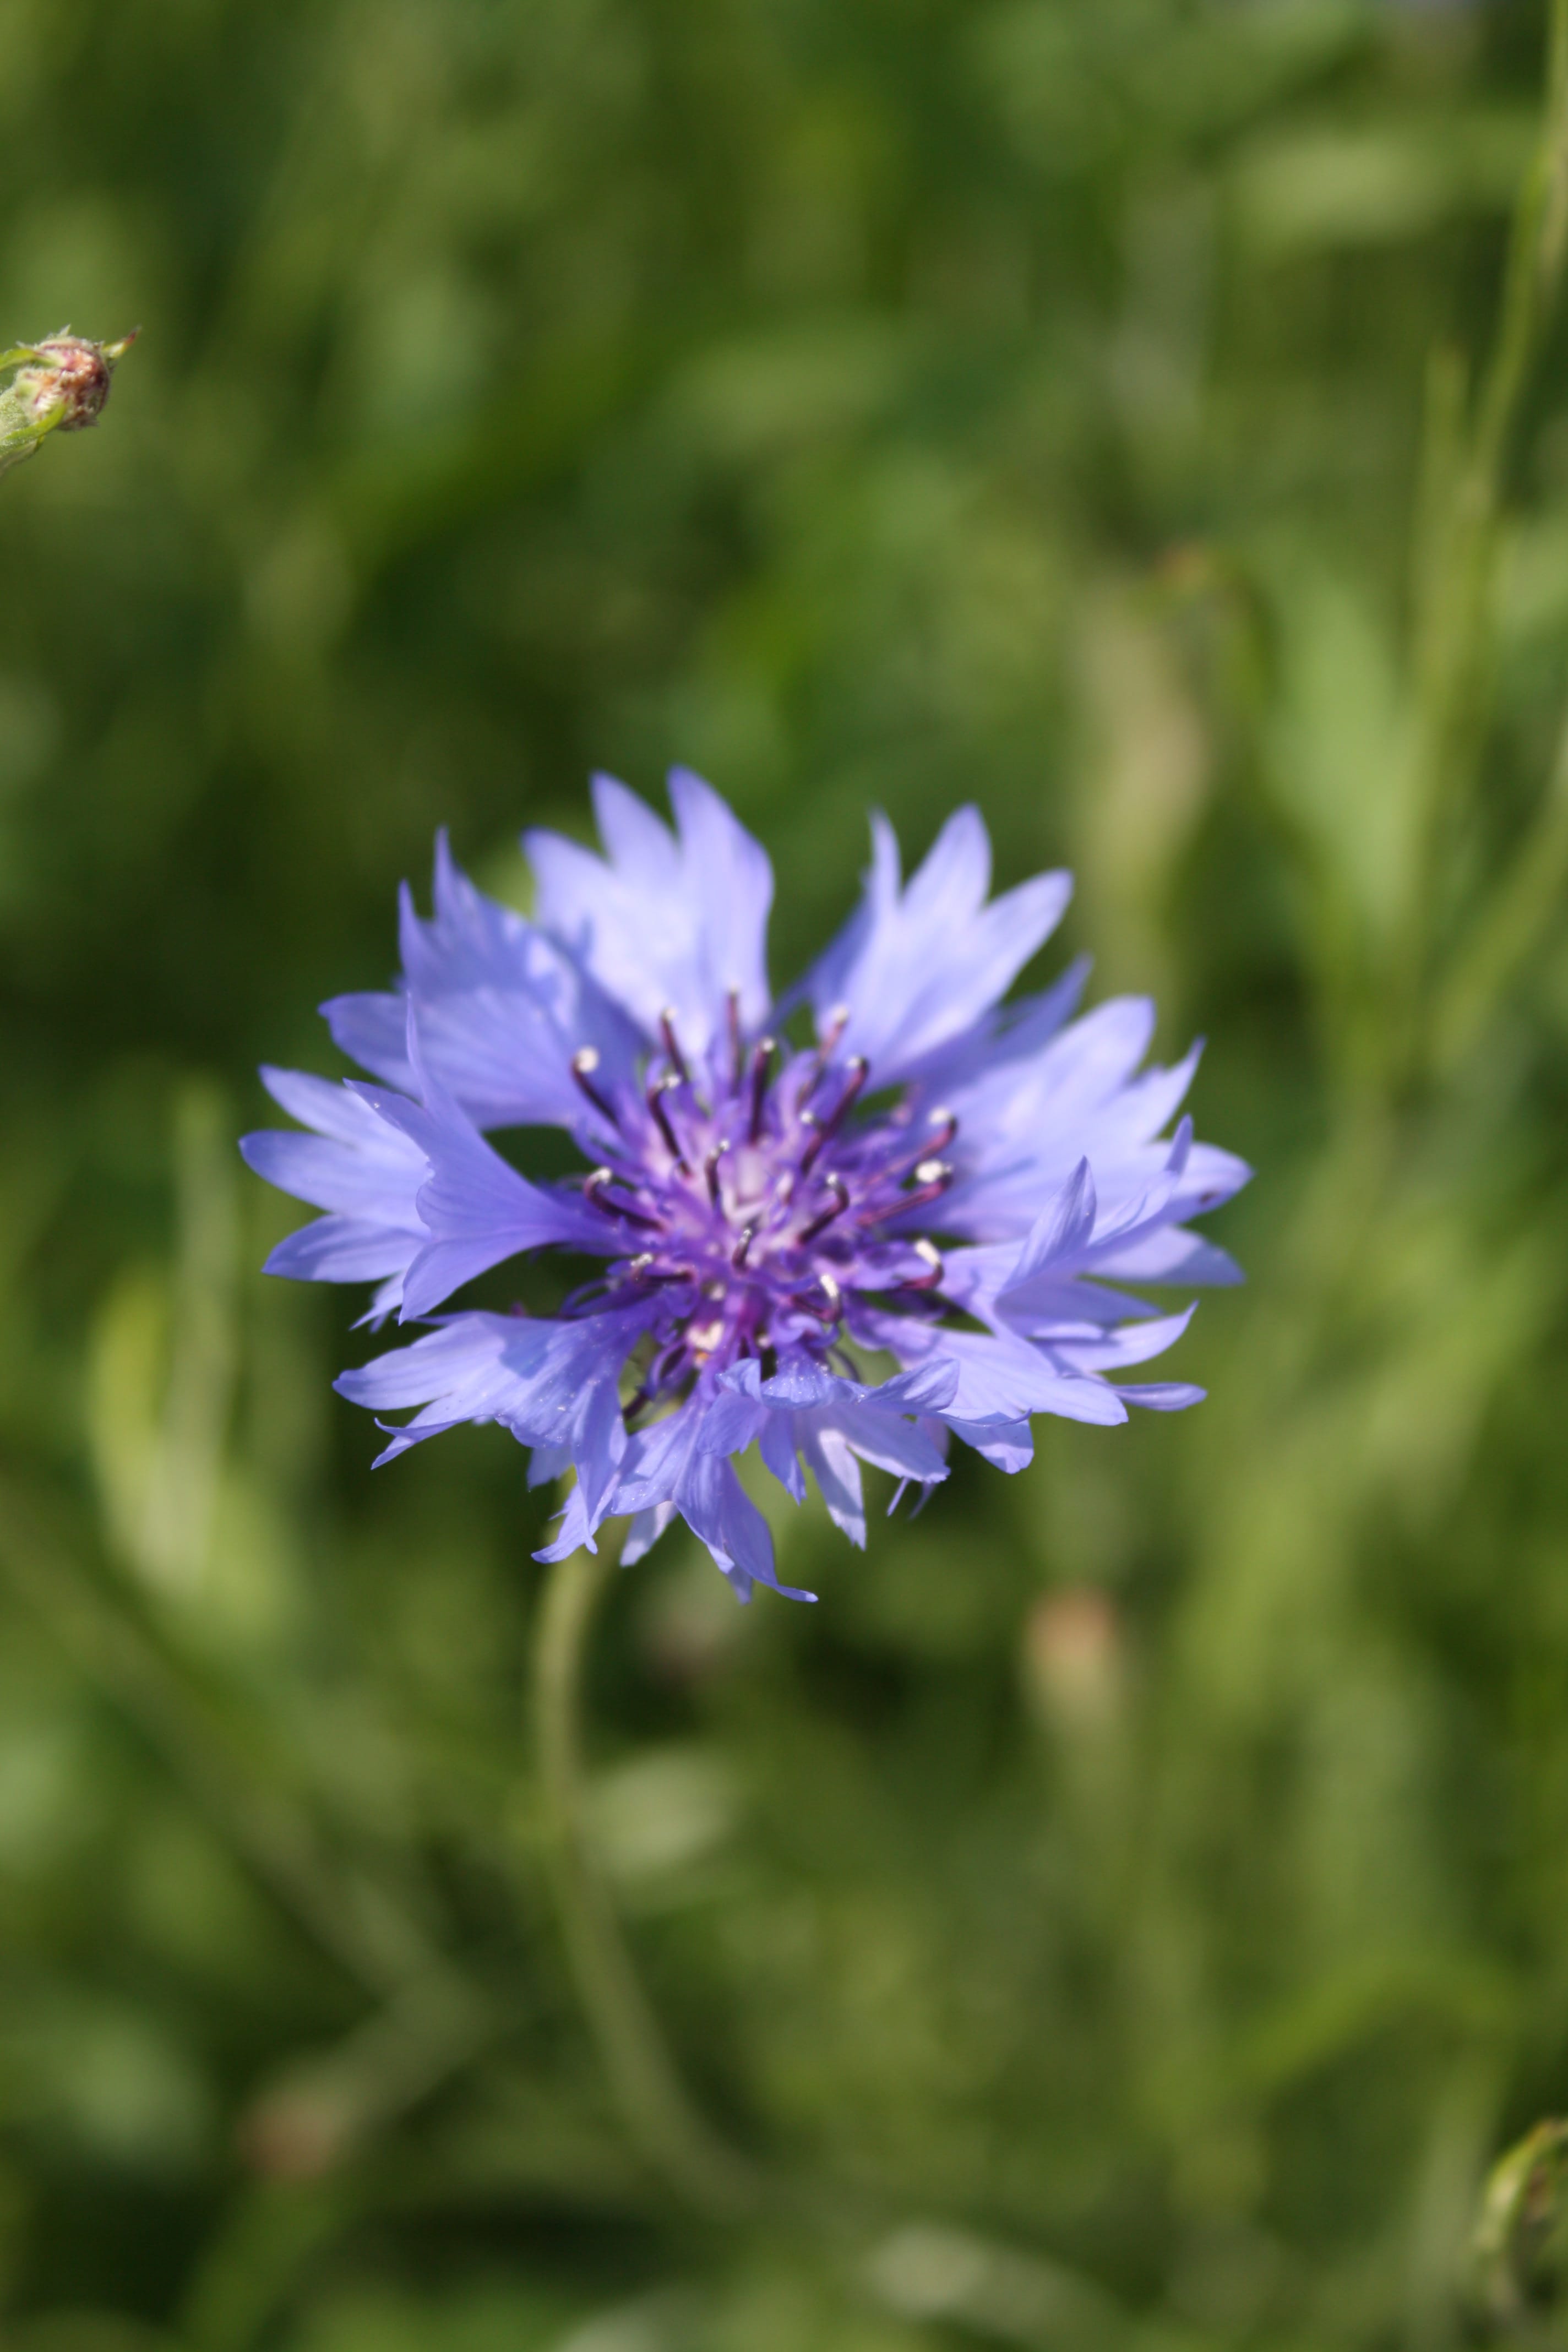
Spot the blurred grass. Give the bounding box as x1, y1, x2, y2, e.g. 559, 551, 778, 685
5, 0, 1568, 2343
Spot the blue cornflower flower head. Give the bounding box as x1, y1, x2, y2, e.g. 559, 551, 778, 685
242, 771, 1249, 1602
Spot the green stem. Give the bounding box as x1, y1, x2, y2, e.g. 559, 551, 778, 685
533, 1540, 756, 2218
1431, 683, 1568, 1076
1397, 0, 1568, 1076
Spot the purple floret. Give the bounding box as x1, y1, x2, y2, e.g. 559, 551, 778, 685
242, 770, 1249, 1600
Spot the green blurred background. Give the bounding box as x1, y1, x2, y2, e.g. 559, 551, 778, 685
4, 0, 1568, 2343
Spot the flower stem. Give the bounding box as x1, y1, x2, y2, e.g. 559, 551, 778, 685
1397, 0, 1568, 1078
533, 1539, 756, 2218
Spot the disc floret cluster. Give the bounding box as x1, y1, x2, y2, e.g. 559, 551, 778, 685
243, 771, 1248, 1600
569, 1006, 956, 1400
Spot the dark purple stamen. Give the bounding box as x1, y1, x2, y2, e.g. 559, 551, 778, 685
647, 1076, 685, 1166
801, 1054, 868, 1170
798, 1172, 849, 1243
628, 1261, 688, 1286
572, 1019, 963, 1403
903, 1238, 944, 1291
659, 1008, 689, 1084
793, 1270, 842, 1324
727, 989, 743, 1085
571, 1047, 618, 1125
832, 1054, 870, 1120
895, 1159, 954, 1217
748, 1038, 776, 1144
585, 1168, 662, 1231
801, 1004, 850, 1099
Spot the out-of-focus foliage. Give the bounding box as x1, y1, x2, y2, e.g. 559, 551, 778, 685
4, 0, 1568, 2343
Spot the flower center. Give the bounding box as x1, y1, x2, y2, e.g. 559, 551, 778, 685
567, 999, 954, 1398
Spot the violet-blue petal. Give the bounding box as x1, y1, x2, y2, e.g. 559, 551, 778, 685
243, 1069, 428, 1216
262, 1216, 420, 1286
324, 834, 643, 1128
613, 1399, 815, 1600
707, 1355, 950, 1525
796, 1425, 865, 1545
524, 769, 773, 1053
535, 1480, 598, 1562
353, 1079, 608, 1319
816, 1401, 949, 1486
1053, 1305, 1197, 1374
1115, 1382, 1207, 1411
861, 1312, 1130, 1429
808, 807, 1071, 1081
340, 1303, 654, 1554
1089, 1225, 1243, 1287
896, 956, 1092, 1096
944, 1415, 1035, 1472
241, 1068, 430, 1305
682, 1449, 815, 1602
934, 998, 1251, 1242
619, 1501, 678, 1565
758, 1409, 807, 1502
337, 1313, 538, 1462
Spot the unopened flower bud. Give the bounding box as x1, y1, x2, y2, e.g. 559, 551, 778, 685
0, 326, 139, 480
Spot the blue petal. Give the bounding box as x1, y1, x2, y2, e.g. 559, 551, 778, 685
997, 1160, 1097, 1297
1116, 1382, 1206, 1411
535, 1480, 598, 1562
758, 1409, 807, 1501
707, 1358, 951, 1526
816, 1401, 949, 1485
716, 1353, 957, 1417
858, 1312, 1130, 1430
945, 1415, 1035, 1472
353, 1067, 609, 1320
937, 1000, 1251, 1244
338, 1304, 654, 1513
243, 1069, 428, 1216
527, 1444, 571, 1488
242, 1068, 429, 1299
613, 1397, 815, 1601
619, 1501, 678, 1565
524, 769, 774, 1054
1091, 1225, 1244, 1287
806, 806, 1071, 1082
1053, 1305, 1197, 1374
678, 1449, 815, 1604
796, 1425, 864, 1546
905, 957, 1091, 1096
323, 833, 643, 1129
262, 1216, 419, 1285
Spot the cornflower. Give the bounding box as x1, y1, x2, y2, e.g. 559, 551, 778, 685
243, 772, 1247, 1600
